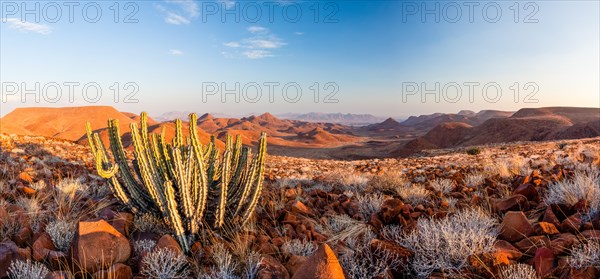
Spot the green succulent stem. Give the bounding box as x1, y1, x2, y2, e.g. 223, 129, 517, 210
86, 113, 267, 252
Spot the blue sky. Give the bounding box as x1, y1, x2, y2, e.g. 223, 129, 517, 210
1, 0, 599, 118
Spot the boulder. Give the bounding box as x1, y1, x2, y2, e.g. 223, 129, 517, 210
534, 222, 560, 236
33, 233, 56, 261
495, 195, 528, 212
69, 220, 131, 273
155, 234, 182, 254
285, 255, 308, 276
258, 255, 290, 279
92, 263, 133, 279
292, 244, 345, 279
533, 247, 555, 277
500, 211, 533, 242
379, 198, 403, 224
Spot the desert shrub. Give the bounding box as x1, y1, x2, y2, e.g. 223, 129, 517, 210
0, 214, 22, 241
133, 213, 169, 234
430, 178, 454, 194
340, 228, 401, 279
545, 168, 600, 221
369, 171, 407, 193
356, 193, 385, 220
8, 259, 49, 279
134, 239, 157, 255
499, 263, 538, 279
567, 240, 600, 269
381, 224, 403, 243
464, 173, 485, 189
45, 218, 75, 251
55, 178, 89, 198
466, 148, 481, 155
399, 208, 498, 277
200, 243, 238, 279
15, 196, 47, 233
141, 248, 190, 279
340, 172, 371, 187
396, 184, 430, 206
243, 251, 261, 279
281, 239, 317, 257
316, 214, 359, 235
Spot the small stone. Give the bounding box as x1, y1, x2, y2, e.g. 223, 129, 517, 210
500, 211, 533, 242
534, 222, 560, 235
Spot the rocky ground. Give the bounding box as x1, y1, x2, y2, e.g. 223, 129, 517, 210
0, 133, 599, 278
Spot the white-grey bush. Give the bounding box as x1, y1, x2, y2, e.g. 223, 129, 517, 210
431, 179, 454, 194
399, 208, 498, 278
8, 260, 49, 279
141, 248, 189, 279
396, 184, 430, 206
45, 218, 75, 251
567, 240, 600, 269
356, 193, 385, 220
545, 169, 600, 221
499, 263, 538, 279
281, 239, 317, 257
134, 239, 157, 255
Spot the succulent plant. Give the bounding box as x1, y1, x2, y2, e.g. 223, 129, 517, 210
86, 112, 267, 252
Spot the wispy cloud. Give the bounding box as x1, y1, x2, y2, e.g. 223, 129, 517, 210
2, 18, 52, 35
169, 49, 184, 56
248, 26, 269, 34
222, 26, 287, 59
156, 0, 198, 25
294, 32, 304, 35
242, 50, 274, 59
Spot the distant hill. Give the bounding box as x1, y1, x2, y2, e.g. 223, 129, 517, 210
1, 106, 597, 160
399, 107, 600, 153
277, 112, 386, 125
0, 106, 136, 141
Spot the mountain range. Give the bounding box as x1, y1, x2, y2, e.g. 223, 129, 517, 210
1, 106, 598, 159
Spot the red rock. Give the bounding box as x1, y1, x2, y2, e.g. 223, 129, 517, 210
258, 242, 279, 255
379, 198, 403, 224
368, 213, 384, 231
515, 236, 551, 256
258, 255, 290, 279
46, 271, 74, 279
17, 185, 36, 196
18, 172, 33, 183
533, 247, 555, 277
33, 233, 56, 261
542, 206, 561, 227
580, 230, 600, 241
285, 255, 308, 276
534, 222, 560, 235
496, 195, 528, 212
14, 226, 32, 246
92, 263, 133, 279
0, 241, 31, 277
500, 211, 533, 242
69, 220, 131, 273
110, 212, 133, 237
560, 213, 583, 233
549, 233, 579, 255
291, 201, 315, 217
514, 183, 539, 201
292, 244, 345, 279
568, 266, 599, 279
493, 240, 522, 260
155, 234, 182, 254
